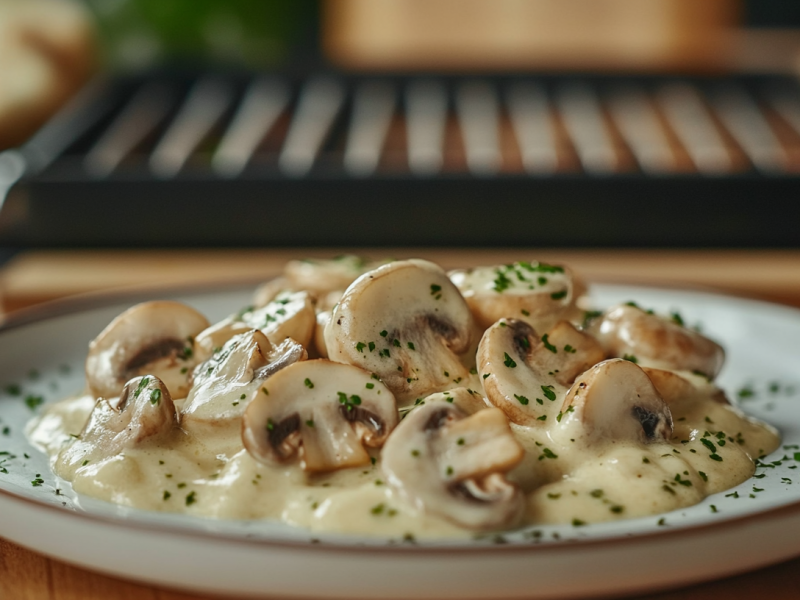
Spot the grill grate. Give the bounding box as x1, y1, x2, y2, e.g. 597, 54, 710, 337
2, 72, 800, 247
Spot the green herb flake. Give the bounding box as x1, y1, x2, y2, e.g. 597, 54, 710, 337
371, 503, 385, 515
514, 394, 529, 406
622, 354, 638, 364
571, 518, 586, 527
304, 378, 315, 389
149, 388, 162, 405
550, 290, 568, 301
24, 395, 44, 411
700, 438, 717, 453
503, 353, 517, 368
355, 342, 366, 353
541, 334, 557, 354
163, 491, 171, 501
540, 448, 558, 460
380, 330, 388, 337
541, 385, 556, 401
185, 492, 197, 506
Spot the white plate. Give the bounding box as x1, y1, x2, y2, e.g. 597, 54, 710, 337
1, 284, 800, 599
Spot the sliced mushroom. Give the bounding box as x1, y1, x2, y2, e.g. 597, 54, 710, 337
194, 291, 315, 362
81, 375, 177, 453
449, 261, 585, 332
478, 318, 604, 425
85, 301, 209, 400
643, 367, 728, 408
285, 255, 379, 296
325, 259, 477, 406
242, 359, 398, 472
587, 303, 725, 379
382, 400, 524, 530
253, 276, 292, 308
182, 330, 306, 437
560, 358, 673, 443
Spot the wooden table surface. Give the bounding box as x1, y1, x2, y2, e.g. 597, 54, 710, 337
2, 248, 800, 600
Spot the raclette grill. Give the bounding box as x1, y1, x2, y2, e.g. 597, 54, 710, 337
0, 72, 798, 247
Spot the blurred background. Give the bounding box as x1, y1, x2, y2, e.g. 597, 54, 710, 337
0, 0, 799, 312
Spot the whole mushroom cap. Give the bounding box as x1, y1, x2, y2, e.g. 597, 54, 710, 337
382, 399, 524, 530
242, 359, 398, 473
588, 303, 725, 379
85, 301, 209, 400
325, 259, 476, 406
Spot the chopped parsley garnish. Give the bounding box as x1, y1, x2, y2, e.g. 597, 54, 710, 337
700, 438, 717, 453
670, 311, 685, 326
503, 353, 517, 368
563, 344, 576, 354
355, 342, 366, 353
540, 448, 558, 460
368, 342, 376, 352
163, 491, 171, 500
550, 290, 568, 301
622, 354, 638, 364
380, 330, 388, 337
430, 284, 442, 299
581, 310, 602, 328
541, 385, 556, 401
337, 392, 362, 411
304, 378, 314, 389
366, 382, 374, 389
514, 394, 529, 405
24, 395, 44, 411
541, 334, 557, 354
185, 492, 197, 506
493, 270, 513, 293
133, 376, 150, 399
305, 419, 315, 427
149, 389, 162, 405
407, 342, 416, 351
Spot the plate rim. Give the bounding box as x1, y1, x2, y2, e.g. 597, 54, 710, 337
1, 281, 800, 555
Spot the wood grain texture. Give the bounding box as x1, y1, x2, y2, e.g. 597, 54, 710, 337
2, 248, 800, 599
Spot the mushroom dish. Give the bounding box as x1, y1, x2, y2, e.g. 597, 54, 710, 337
28, 257, 780, 538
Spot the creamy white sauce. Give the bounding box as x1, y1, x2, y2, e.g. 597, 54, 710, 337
29, 374, 778, 537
